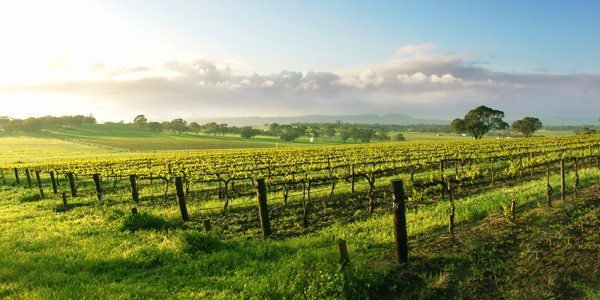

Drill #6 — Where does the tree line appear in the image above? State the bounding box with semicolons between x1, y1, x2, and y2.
0;115;97;132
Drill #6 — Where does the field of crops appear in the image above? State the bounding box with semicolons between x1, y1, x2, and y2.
1;133;600;298
2;134;598;235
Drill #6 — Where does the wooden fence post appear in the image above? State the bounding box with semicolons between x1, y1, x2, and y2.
203;219;212;232
49;171;58;194
129;174;139;204
511;199;516;219
67;173;77;197
573;157;580;194
350;164;355;194
337;239;350;268
560;159;565;201
489;158;495;187
61;192;68;208
25;169;32;188
93;174;103;201
546;164;552;206
391;180;408;263
175;177;189;221
439;160;445;198
35;171;44;199
13;168;20;185
256;178;272;238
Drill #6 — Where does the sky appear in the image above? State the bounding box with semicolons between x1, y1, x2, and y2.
0;0;599;122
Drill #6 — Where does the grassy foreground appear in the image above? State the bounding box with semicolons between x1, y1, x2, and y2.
0;166;598;298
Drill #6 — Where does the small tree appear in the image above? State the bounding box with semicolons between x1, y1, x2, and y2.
279;125;303;142
450;118;466;134
393;133;406;141
338;126;351;142
323;124;337;140
511;117;542;137
240;126;260;139
452;106;508;139
188;122;202;134
133;115;147;127
147;122;162;133
169;118;188;134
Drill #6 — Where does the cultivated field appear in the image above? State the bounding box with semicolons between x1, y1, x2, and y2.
0;131;599;298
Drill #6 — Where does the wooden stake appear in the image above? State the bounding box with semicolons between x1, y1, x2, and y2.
13;168;20;185
337;239;350;268
175;177;189;221
35;170;44;199
560;159;565;201
203;219;212;232
93;173;102;201
25;169;32;188
391;180;408;263
129;174;139;204
67;173;77;197
49;171;57;194
256;178;272;238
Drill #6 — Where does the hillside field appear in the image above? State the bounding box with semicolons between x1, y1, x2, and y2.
0;130;598;298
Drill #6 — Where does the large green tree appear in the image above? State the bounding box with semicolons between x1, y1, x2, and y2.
133;115;147;127
511;117;542;137
451;105;508;139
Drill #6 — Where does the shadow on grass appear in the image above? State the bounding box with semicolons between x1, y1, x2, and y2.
120;212;180;232
18;192;43;203
180;231;226;254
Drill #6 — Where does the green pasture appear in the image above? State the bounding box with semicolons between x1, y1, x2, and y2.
0;160;598;298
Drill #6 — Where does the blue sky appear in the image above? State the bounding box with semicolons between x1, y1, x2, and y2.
111;0;600;74
0;0;599;121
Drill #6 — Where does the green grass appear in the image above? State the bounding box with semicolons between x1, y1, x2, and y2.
0;135;123;165
1;166;598;298
0;124;580;162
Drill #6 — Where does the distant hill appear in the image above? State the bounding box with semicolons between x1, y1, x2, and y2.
193;114;448;126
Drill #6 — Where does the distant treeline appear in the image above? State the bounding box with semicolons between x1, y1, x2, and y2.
291;122;452;133
129;115;406;142
1;114;597;141
0;115;97;132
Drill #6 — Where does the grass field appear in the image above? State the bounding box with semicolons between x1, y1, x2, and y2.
1;127;597;298
0;164;598;298
1;124;577;160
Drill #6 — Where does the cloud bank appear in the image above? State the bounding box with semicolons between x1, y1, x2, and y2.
1;44;599;121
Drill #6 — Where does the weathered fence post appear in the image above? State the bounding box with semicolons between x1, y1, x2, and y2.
175;177;189;221
203;219;212;232
439;160;445;197
350;164;355;193
25;169;32;188
49;171;58;194
546;164;552;206
573;157;580;194
129;174;139;204
93;174;102;201
337;239;350;268
13;168;20;185
256;178;272;238
391;180;408;263
35;170;44;199
489;158;495;187
67;173;77;197
303;179;311;227
61;192;68;208
560;159;565;201
511;199;516;219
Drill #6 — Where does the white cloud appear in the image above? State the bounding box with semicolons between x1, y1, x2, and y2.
1;44;599;120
